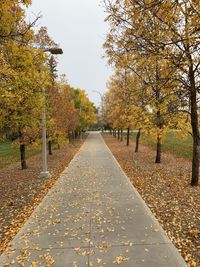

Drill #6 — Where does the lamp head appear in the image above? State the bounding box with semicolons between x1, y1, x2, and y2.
48;48;63;54
43;48;63;54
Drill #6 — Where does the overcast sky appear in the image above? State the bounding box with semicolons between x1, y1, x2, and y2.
27;0;112;107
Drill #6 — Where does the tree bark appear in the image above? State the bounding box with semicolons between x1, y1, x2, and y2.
126;127;130;146
19;131;27;170
135;128;141;152
48;140;52;155
120;129;123;142
20;143;27;169
190;66;199;186
75;130;78;139
155;134;161;163
155;59;162;164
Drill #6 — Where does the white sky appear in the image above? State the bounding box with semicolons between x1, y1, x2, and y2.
27;0;112;107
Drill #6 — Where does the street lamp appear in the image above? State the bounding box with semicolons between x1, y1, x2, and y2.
40;47;63;178
43;48;63;54
79;105;83;141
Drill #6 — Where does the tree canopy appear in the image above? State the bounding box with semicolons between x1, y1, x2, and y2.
103;0;200;186
0;0;97;169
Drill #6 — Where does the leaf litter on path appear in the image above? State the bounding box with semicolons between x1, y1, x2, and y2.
0;138;85;255
103;134;200;267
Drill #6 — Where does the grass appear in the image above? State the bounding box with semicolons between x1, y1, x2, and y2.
130;130;193;160
0;142;41;168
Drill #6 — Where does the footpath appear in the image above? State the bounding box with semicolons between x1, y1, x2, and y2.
0;133;187;266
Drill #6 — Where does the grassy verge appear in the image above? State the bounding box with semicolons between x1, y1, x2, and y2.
130;130;193;160
0;142;41;168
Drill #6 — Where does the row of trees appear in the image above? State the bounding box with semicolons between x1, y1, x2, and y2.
0;0;96;169
103;0;199;186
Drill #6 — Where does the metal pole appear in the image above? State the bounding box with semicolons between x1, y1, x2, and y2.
80;106;82;140
40;91;50;178
101;94;104;132
38;47;63;178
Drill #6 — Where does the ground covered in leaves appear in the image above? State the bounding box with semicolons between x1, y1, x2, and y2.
0;137;85;255
103;133;200;267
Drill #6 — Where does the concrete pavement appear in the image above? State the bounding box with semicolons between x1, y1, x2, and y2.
0;133;187;266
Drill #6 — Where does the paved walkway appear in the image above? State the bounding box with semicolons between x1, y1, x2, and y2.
0;133;187;266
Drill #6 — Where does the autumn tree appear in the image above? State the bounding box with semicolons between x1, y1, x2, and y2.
0;40;46;169
0;1;97;171
47;75;80;152
103;0;200;186
0;5;57;169
103;0;182;163
0;0;39;41
149;0;200;185
0;0;34;129
104;66;149;151
105;69;135;145
73;88;97;136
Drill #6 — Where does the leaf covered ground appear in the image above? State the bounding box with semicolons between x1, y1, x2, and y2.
0;138;85;255
103;133;200;267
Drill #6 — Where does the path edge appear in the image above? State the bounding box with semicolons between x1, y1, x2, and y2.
0;136;88;256
100;133;188;267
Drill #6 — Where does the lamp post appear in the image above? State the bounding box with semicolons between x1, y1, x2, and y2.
40;47;63;178
79;105;82;141
93;90;104;131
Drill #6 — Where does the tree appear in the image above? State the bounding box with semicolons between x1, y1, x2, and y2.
0;0;39;41
0;1;54;169
103;0;180;163
150;0;200;185
0;41;45;169
73;88;97;135
47;78;79;151
103;0;200;185
0;1;97;171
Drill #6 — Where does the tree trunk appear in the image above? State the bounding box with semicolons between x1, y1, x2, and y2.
155;58;162;164
120;129;123;142
191;136;200;186
72;131;76;140
135;128;141;152
126;127;130;146
19;130;27;170
48;140;52;155
155;105;163;163
117;129;120;141
68;131;71;143
20;143;27;169
75;130;78;139
155;134;161;163
190;66;199;186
